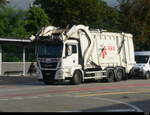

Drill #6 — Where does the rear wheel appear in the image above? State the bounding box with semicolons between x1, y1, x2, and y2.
71;71;82;85
145;72;150;79
114;69;123;82
106;69;115;82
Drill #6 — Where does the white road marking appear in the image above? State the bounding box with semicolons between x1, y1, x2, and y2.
43;95;52;98
98;97;143;112
30;96;40;99
0;99;9;101
73;96;143;112
12;97;24;100
0;85;67;93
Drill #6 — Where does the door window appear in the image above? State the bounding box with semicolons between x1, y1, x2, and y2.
72;45;77;54
66;44;77;56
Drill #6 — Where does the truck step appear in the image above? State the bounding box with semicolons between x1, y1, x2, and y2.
84;71;106;79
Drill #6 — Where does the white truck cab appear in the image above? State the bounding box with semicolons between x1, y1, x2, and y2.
130;51;150;79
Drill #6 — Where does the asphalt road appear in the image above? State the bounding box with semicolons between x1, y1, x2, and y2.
0;76;150;112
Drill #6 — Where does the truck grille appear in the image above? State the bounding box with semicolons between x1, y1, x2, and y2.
42;70;56;81
132;68;144;77
134;68;140;73
40;62;57;69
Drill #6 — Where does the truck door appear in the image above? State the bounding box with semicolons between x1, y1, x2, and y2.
65;44;78;67
148;57;150;71
142;56;150;72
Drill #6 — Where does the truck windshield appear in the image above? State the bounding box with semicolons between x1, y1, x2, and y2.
37;45;63;58
135;55;149;63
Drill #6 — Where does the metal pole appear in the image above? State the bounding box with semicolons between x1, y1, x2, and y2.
23;46;26;76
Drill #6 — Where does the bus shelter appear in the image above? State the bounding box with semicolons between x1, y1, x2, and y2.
0;38;34;76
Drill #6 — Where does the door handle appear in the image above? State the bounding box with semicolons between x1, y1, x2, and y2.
73;60;75;63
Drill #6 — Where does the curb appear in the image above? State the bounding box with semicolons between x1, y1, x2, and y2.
0;76;38;83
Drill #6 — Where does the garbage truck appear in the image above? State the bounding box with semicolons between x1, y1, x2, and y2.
30;25;136;85
129;51;150;79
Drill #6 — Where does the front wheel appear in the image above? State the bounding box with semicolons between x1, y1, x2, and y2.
114;69;123;82
71;71;82;85
145;72;150;79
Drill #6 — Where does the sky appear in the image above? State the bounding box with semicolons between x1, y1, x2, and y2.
105;0;118;7
9;0;35;10
9;0;118;10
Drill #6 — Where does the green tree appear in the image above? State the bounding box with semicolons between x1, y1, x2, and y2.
118;0;150;50
25;6;50;35
102;5;122;32
0;7;28;38
0;0;8;7
0;6;50;38
0;7;27;37
34;0;121;31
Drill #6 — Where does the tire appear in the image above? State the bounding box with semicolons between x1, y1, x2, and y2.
128;73;132;79
123;74;128;80
71;71;82;85
114;69;123;82
106;69;115;82
145;72;150;79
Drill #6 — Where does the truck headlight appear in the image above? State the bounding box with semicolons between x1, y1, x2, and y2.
57;70;64;76
55;69;64;79
55;69;70;80
139;68;144;72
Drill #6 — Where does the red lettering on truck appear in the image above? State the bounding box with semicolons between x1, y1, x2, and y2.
100;46;116;59
101;47;107;59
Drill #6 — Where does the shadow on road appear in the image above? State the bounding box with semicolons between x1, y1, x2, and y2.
0;75;149;87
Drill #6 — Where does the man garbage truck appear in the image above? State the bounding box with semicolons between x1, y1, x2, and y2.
30;25;136;85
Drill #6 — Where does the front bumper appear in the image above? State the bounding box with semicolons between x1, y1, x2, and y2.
41;69;70;82
130;68;145;78
42;70;56;82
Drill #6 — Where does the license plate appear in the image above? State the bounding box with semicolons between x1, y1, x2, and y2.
45;73;51;76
